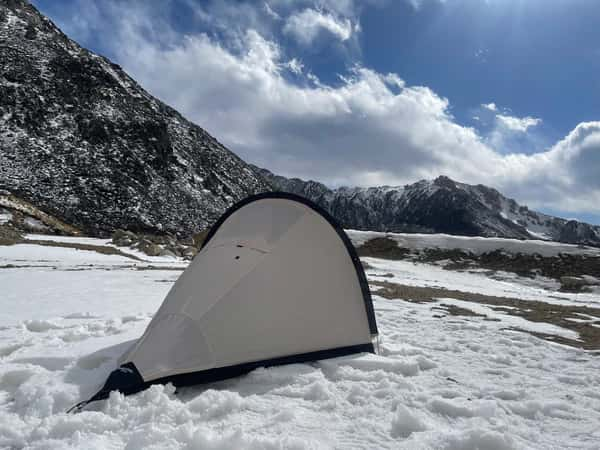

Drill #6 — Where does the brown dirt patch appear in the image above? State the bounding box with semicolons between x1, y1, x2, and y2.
371;280;600;350
19;239;144;261
357;237;600;281
357;237;410;259
0;225;22;245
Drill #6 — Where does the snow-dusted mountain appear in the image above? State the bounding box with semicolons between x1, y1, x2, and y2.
0;1;269;237
2;1;598;246
254;166;600;246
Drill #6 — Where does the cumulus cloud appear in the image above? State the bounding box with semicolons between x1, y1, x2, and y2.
54;1;600;219
496;114;542;132
283;8;354;45
481;102;542;133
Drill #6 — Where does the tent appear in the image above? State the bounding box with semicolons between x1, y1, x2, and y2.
71;192;378;411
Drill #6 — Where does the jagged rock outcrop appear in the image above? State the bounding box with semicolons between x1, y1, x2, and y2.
0;1;270;237
254;166;600;246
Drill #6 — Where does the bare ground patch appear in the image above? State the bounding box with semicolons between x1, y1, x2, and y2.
370;280;600;350
17;239;144;261
358;237;600;287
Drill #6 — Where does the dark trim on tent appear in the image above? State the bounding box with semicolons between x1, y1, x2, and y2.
148;342;374;388
73;343;374;411
201;191;379;336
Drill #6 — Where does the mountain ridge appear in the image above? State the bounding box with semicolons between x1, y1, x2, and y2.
0;0;270;237
253;166;600;247
2;1;598;248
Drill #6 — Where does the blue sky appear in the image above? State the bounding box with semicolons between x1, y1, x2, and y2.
32;0;600;224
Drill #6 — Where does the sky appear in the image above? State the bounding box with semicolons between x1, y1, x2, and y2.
32;0;600;224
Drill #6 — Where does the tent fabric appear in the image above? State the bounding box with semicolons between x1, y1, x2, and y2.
75;192;378;410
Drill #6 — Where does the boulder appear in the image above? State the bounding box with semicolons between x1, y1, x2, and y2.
112;229;138;247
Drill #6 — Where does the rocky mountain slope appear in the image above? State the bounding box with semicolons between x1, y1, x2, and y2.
0;0;270;237
254;166;600;247
2;1;597;247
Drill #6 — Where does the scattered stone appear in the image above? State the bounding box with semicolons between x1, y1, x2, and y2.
112;229;138;247
110;228;207;258
560;276;593;293
136;240;162;257
179;236;194;246
182;246;197;260
159;248;177;258
0;225;22;246
356;237;410;259
357;237;600;282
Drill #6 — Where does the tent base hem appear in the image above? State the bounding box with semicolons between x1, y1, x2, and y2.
71;342;374;412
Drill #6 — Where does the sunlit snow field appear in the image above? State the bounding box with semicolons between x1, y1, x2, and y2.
1;234;600;449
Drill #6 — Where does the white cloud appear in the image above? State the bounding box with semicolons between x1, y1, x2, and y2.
496;114;542;132
263;2;281;20
286;57;304;74
482;102;497;112
59;1;600;219
481;102;541;133
283;8;354;45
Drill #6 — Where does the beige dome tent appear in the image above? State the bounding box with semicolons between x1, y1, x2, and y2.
70;192;378;411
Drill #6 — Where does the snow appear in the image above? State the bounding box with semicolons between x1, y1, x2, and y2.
434;298;579;341
2;241;600;448
22;217;49;232
24;234;114;246
0;243;135;266
0;209;12;224
364;257;600;308
347;230;600;257
23;234;189;265
525;228;552;241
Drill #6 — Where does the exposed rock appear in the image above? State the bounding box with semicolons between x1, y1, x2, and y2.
159;248;177;258
559;220;599;246
255;166;600;247
357;237;600;282
560;276;593;293
111;229;138;247
182;246;197;260
136;240;162;257
0;224;22;245
356;237;410;259
0;1;270;238
0;193;80;235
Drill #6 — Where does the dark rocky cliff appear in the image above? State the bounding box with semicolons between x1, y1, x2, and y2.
0;0;270;237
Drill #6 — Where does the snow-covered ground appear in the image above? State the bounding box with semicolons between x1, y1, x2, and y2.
1;235;600;449
363;257;600;308
347;230;600;257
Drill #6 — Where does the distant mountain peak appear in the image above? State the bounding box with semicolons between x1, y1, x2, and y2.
255;166;600;247
432;175;456;189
